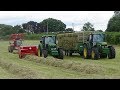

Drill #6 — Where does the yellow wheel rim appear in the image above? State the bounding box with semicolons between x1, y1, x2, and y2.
84;48;87;58
38;48;40;57
92;50;95;59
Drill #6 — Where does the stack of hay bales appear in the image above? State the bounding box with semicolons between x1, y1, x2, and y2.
57;31;92;50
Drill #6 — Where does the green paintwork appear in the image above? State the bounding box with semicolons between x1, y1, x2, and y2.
39;35;59;57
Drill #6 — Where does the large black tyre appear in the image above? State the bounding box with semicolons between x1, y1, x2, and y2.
83;45;91;59
69;50;72;56
42;49;48;58
80;51;83;56
38;46;42;57
108;46;115;59
8;46;10;52
9;46;13;53
91;47;99;60
58;49;64;59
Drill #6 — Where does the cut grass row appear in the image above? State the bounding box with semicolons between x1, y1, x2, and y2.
0;40;120;79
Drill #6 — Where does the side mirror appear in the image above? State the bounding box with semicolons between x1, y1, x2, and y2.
40;40;42;43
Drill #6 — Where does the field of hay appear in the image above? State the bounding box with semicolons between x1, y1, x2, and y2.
0;40;120;79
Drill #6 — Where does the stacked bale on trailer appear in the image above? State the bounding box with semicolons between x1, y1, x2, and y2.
57;31;93;55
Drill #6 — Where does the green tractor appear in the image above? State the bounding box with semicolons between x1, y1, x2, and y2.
38;35;64;59
82;32;116;60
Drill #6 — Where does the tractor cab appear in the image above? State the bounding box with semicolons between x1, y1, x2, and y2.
87;33;107;46
38;35;63;59
41;35;56;49
8;33;24;53
12;38;22;47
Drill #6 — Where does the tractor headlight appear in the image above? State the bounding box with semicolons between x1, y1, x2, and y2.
51;48;57;50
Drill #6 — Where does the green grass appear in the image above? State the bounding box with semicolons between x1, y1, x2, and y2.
0;40;120;79
0;66;20;79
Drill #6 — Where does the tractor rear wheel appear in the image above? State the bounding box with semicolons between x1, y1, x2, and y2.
42;49;48;58
91;47;99;60
108;46;115;59
58;49;64;59
9;46;13;53
8;46;10;52
83;46;90;59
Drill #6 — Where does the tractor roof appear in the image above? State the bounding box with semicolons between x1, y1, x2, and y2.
90;32;105;35
42;35;56;37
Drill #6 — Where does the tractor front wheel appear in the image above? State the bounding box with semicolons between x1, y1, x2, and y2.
108;46;115;59
91;48;99;60
42;49;48;58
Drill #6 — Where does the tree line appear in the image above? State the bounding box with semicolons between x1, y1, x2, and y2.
0;11;120;37
0;18;75;37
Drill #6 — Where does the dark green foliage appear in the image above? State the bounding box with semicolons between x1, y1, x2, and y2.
40;18;66;32
105;32;120;45
13;25;25;33
106;11;120;32
81;22;95;31
24;32;56;40
65;28;74;32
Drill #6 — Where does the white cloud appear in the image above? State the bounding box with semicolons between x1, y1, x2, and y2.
0;11;114;31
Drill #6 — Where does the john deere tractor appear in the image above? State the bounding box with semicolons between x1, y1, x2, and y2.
82;32;115;60
38;35;64;59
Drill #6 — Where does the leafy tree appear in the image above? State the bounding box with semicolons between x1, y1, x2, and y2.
0;24;14;36
22;21;37;34
96;30;103;32
13;25;25;33
40;18;66;32
65;28;74;32
81;22;95;31
106;11;120;32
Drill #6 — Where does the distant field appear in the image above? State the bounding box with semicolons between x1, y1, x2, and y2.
0;40;120;79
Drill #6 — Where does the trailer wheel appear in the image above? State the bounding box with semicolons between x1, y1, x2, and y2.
91;48;99;60
58;49;64;59
43;49;48;58
83;46;90;59
108;46;115;59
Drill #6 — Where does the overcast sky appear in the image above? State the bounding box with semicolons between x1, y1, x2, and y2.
0;11;114;31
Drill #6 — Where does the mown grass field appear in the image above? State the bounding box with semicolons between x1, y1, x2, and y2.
0;40;120;79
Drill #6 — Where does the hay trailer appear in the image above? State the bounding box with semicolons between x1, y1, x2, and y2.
38;35;64;59
57;32;116;60
8;33;24;53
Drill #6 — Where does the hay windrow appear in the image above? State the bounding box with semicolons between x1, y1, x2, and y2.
24;55;103;74
0;59;38;79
